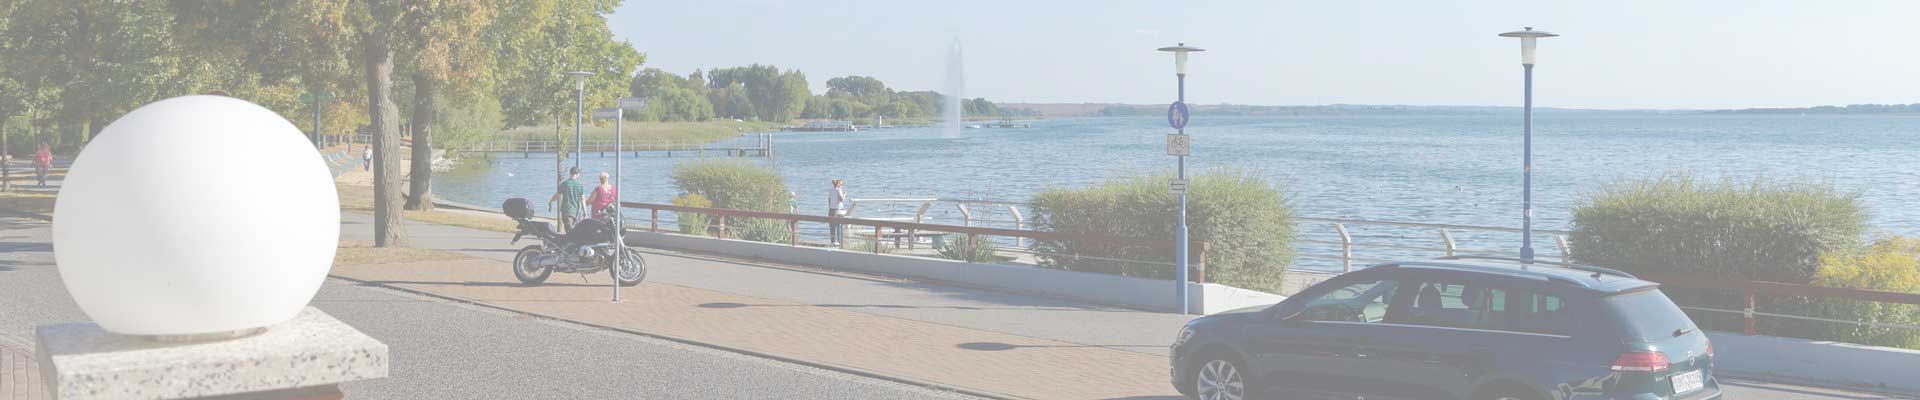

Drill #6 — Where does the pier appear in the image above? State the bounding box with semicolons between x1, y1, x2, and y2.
451;133;774;159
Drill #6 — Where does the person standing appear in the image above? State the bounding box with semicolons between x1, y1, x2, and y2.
787;191;798;214
828;179;848;245
362;147;372;171
33;143;53;187
586;172;617;220
549;167;587;233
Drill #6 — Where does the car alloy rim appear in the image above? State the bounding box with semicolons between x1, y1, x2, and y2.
1197;359;1243;400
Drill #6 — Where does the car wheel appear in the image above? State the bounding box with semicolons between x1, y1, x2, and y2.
1187;355;1247;400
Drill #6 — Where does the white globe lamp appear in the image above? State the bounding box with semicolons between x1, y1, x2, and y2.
53;95;340;336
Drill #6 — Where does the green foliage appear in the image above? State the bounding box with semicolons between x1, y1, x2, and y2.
434;93;503;150
1569;174;1868;283
671;159;789;243
1776;237;1920;349
936;234;1000;263
671;193;712;236
1028;170;1296;293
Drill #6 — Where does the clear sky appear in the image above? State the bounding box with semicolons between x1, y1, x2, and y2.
608;0;1918;109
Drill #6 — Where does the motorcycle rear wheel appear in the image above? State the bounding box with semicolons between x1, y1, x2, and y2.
512;245;551;284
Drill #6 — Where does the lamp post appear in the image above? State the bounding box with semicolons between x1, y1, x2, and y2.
1158;43;1203;314
1498;27;1557;261
563;71;595;171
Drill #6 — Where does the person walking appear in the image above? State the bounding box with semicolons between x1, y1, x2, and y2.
828;179;849;246
33;143;53;187
362;147;372;171
586;172;617;220
549;167;587;233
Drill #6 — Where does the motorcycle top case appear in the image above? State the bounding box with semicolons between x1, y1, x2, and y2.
503;198;535;219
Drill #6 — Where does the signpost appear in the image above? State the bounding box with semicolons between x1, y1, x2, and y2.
1168;178;1189;195
1158;43;1204;314
1167;133;1190;156
1167;101;1189;130
618;97;649;110
299;91;334;148
592;106;624;302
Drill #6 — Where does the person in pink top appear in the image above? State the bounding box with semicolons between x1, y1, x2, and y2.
586;172;617;220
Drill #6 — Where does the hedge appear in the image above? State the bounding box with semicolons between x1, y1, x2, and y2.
670;159;789;243
1569;174;1867;283
1566;174;1920;348
1028;170;1295;293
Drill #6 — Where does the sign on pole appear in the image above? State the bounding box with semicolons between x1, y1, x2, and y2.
1167;134;1191;156
1167;101;1189;130
618;97;649;110
592;108;620;120
1169;178;1190;195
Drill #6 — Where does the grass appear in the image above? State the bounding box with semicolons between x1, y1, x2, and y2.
334;240;474;266
498;120;779;144
336;183;519;233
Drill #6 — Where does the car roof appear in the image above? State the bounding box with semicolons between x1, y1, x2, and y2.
1366;256;1658;294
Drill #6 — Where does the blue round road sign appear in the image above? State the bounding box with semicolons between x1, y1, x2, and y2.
1168;101;1189;130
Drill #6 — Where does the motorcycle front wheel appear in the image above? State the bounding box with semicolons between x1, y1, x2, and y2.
512;245;551;285
613;247;646;287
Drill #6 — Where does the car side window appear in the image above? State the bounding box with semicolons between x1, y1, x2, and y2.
1294;279;1399;323
1396;280;1490;329
1394;279;1573;335
1506;291;1573;335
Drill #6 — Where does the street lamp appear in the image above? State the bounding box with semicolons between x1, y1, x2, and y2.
1158;43;1203;314
563;71;595;171
1498;27;1557;261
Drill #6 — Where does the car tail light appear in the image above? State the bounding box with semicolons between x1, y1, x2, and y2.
1705;340;1713;357
1610;351;1669;372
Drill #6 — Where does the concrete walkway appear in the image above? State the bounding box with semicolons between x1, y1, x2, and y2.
334;212;1920;400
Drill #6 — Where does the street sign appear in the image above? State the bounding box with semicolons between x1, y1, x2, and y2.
1167;101;1189;130
618;97;649;110
1169;178;1189;195
1168;134;1191;156
592;108;620;120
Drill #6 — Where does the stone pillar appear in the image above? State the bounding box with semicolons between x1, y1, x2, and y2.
35;308;388;399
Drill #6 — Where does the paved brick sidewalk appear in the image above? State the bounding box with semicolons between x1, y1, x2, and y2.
332;259;1175;399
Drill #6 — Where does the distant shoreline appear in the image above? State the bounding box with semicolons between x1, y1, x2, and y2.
1000;102;1920;118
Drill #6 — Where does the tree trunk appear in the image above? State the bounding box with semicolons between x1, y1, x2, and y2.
365;34;408;247
1;117;9;192
404;74;435;211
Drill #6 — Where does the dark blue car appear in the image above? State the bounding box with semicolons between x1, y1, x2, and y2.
1171;256;1720;400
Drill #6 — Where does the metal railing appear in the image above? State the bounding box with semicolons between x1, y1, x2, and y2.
836;197;1569;273
618;201;1213;282
456;135;772;156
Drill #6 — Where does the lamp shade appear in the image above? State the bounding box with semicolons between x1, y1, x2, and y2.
1157;43;1206;75
1498;28;1558;65
53;95;339;336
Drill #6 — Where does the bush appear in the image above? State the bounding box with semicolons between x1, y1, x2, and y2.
1569;174;1867;283
671;159;789;243
1028;170;1295;293
1774;237;1920;349
672;193;712;235
936;234;1000;262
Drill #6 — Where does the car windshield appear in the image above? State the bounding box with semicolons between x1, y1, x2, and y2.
1603;289;1698;341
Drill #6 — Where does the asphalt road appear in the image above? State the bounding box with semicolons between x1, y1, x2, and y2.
0;214;977;400
1;213;1912;399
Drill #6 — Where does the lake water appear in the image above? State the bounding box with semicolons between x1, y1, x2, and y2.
434;114;1920;241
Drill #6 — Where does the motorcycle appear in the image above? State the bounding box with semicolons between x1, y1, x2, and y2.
501;198;646;286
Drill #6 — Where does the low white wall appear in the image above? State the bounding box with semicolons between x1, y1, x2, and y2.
627;231;1284;314
1707;331;1920;394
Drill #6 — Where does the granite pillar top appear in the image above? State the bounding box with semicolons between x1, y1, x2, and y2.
35;307;388;399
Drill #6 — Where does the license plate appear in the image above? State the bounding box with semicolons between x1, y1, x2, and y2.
1671;369;1705;394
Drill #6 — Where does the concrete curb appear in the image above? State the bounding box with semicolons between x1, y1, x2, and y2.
325;273;1023;400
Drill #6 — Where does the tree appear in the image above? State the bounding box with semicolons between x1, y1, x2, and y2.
403;0;496;211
